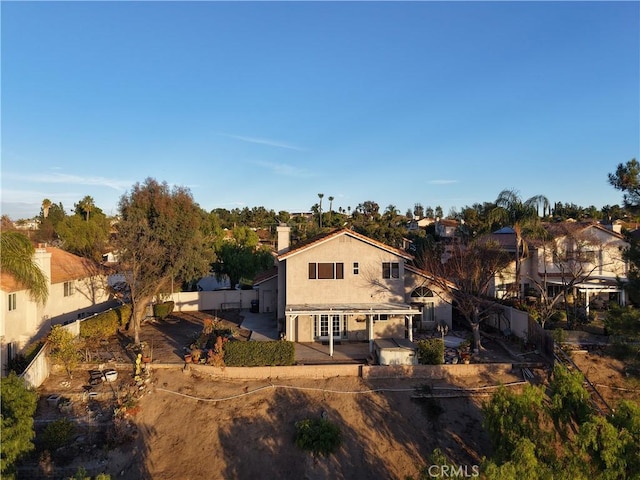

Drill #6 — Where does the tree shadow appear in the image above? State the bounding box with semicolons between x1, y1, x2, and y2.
355;376;491;473
216;385;401;479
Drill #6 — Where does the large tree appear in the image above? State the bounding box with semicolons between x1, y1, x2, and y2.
609;159;640;304
416;240;511;351
213;226;273;289
115;178;212;343
35;201;66;245
490;189;549;300
608;158;640;213
57;197;111;262
0;231;48;303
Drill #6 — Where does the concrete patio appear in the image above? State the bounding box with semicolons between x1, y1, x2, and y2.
294;341;371;364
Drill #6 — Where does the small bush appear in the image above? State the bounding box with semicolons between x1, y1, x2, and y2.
224;341;295;367
153;301;174;320
416;338;444;365
294;418;342;456
48;326;79;378
41;418;75;452
553;328;567;344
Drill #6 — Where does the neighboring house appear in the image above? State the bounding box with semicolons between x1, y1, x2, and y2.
1;246;117;373
268;226;451;353
253;267;278;314
434;219;461;240
487;222;629;311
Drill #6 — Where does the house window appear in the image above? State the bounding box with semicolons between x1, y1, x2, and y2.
308;263;344;280
8;293;17;311
374;314;389;321
64;281;75;297
353;262;359;275
382;262;399;279
411;286;434;298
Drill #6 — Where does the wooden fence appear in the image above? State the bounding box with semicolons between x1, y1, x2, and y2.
527;315;555;358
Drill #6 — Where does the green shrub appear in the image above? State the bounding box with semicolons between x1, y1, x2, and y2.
294;418;342;456
552;328;567;344
79;305;131;339
67;466;111;480
41;418;75;452
115;304;132;328
224;341;295;367
416;338;444;365
153;301;174;320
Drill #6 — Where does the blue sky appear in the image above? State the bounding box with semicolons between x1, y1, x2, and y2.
2;1;639;220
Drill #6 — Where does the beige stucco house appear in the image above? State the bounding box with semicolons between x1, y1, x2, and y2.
269;226;451;354
488;222;628;311
1;246;117;373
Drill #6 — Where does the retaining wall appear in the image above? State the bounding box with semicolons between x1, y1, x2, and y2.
159;362;517;381
186;363;361;379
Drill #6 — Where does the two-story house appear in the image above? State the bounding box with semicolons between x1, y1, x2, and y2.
487;222;628;312
270;226;451;354
1;246;117;373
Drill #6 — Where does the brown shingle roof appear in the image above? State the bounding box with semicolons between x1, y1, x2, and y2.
278;228;413;261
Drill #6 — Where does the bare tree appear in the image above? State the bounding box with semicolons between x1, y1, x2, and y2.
415;240;511;351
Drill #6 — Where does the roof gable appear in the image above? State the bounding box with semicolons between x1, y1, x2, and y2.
278;228;413;261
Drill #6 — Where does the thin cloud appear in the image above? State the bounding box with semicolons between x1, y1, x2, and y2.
428;180;458;185
218;133;306;151
253;160;313;177
4;172;131;190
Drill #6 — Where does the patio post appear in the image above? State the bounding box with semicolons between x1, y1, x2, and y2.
329;323;334;357
585;289;590;317
368;314;374;353
407;315;413;342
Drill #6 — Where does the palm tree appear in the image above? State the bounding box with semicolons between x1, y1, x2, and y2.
42;198;51;219
328;196;334;222
0;231;48;303
490;189;550;300
78;195;95;221
317;193;324;228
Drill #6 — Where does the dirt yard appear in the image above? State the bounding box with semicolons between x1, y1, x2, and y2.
91;370;524;480
25;314;640;479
